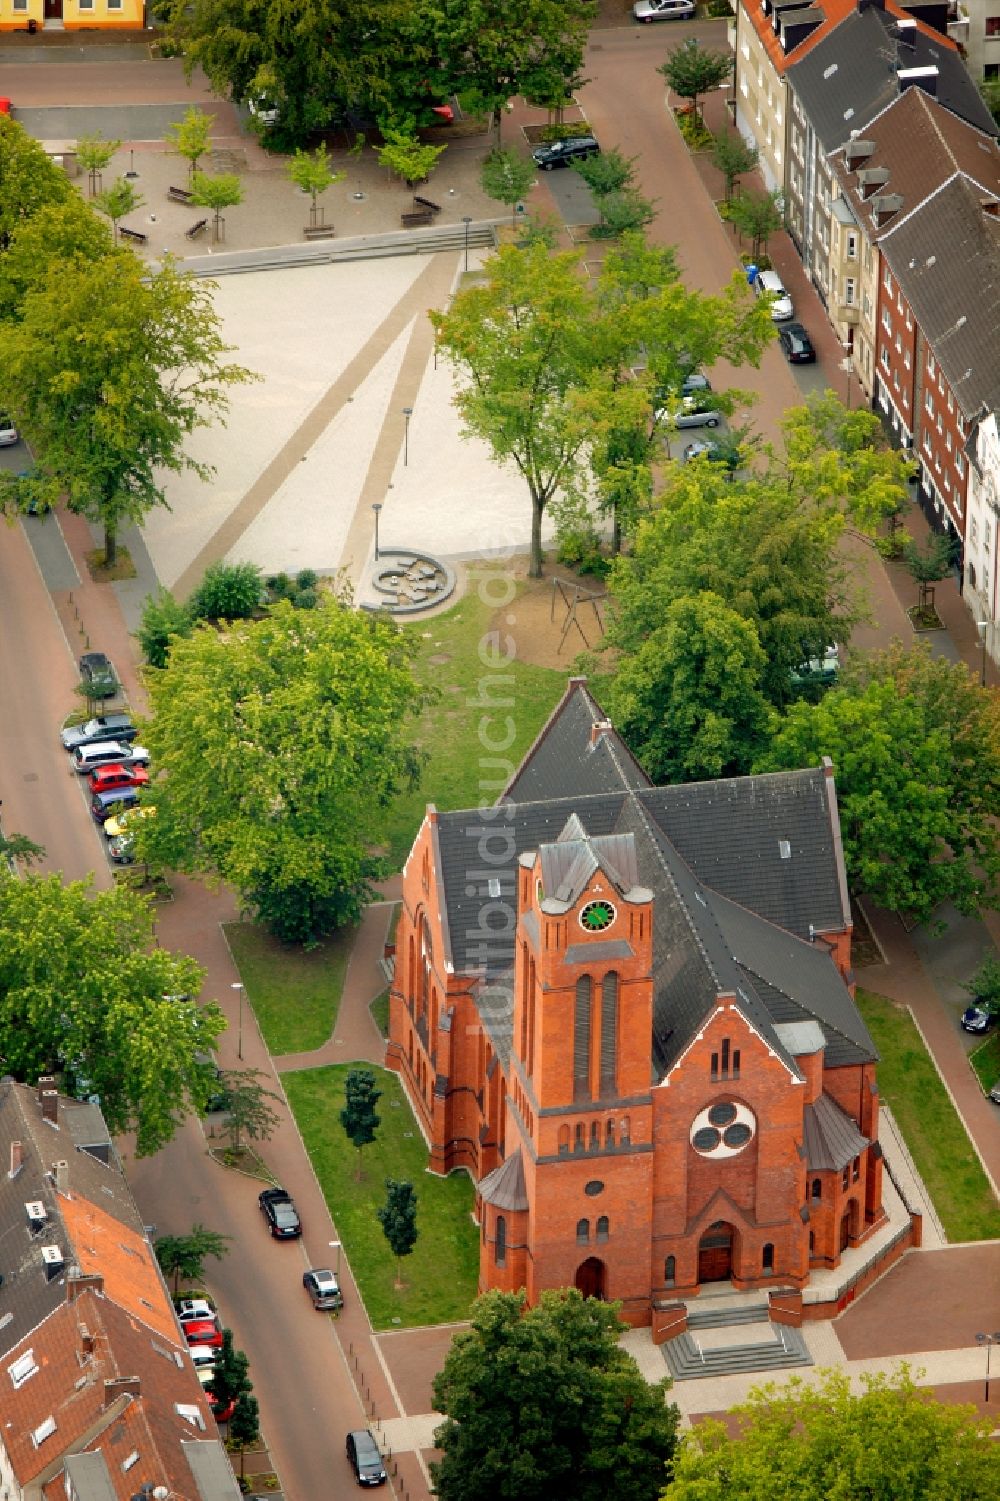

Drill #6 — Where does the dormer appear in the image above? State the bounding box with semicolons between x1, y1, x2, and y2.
845;138;876;168
871;192;904;226
858;166;890;198
25;1200;46;1232
898;64;938;98
779;4;823;51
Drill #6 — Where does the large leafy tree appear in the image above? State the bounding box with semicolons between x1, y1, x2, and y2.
0;116;71;248
776;391;915;538
668;1365;998;1501
610;591;771;783
432;1289;679;1501
756;641;1000;922
658;38;733;118
139;596;425;945
0;198;114;321
154;1223;231;1294
0;255;254;563
0;873;223;1154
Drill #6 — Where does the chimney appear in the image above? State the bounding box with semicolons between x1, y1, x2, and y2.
41;1245;64;1281
845;138;875;167
41;1091;59;1126
103;1376;141;1408
53;1159;69;1194
898;64;938;97
68;1272;104;1302
589;719;613;746
79;1325;95;1357
9;1140;23;1179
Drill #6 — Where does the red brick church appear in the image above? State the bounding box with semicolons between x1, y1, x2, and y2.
386;680;886;1325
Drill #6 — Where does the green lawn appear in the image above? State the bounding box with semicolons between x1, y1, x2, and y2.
969;1031;1000;1095
370;988;390;1039
857;989;1000;1241
384;578;571;866
283;1064;479;1329
224;921;353;1055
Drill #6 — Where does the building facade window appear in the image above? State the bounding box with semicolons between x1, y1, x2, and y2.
576;1218;590;1244
574;975;592;1102
665;1256;676;1286
496;1215;506;1267
596;1216;609;1243
762;1242;774;1273
811;1178;822;1201
600;972;618;1097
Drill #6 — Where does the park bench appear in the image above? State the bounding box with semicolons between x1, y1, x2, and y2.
118;225;148;244
168;184;194;204
303;224;336;240
401;210;433;228
412;194;441;214
185;218;208;240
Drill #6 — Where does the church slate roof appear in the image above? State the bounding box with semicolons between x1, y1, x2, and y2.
803;1092;869;1170
479;1148;529;1210
501;678;651;805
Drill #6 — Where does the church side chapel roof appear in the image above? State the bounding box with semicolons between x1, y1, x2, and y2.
802;1092;869;1171
479;1147;529;1211
431;681;863;1078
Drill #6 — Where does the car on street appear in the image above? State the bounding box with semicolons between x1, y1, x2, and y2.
259;1186;302;1239
0;415;17;446
181;1313;223;1348
175;1295;217;1322
779;322;817;363
661;397;721;429
990;1080;1000;1104
104;803;156;840
247;95;280;127
78;651;119;695
790;644;840;685
90;788;141;825
189;1344;217;1375
107;834;135;865
633;0;696;18
303;1267;344;1311
682;437;741;472
751;268;794;321
89;763;150;795
61;713;137;753
346;1429;387;1487
531;135;600;170
961;1004;993;1033
73;741;149;775
207;1385;236;1424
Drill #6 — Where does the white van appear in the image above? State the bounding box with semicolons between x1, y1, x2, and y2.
73;740;149;776
753;268;793;321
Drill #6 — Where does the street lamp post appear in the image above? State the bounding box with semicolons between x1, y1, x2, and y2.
125;148;139;180
372;501;382;562
402;406;413;467
975;1332;1000;1404
462;215;472;273
977;619;989;687
231;982;244;1061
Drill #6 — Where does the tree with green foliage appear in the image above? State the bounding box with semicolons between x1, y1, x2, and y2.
139;596;425;945
138;588;194;669
0;116;72;246
94;179;145;241
208;1328;252;1412
756;641;1000;922
0;199;115;320
287;144;345;226
610;591;771;783
0;830;44;870
76;132;121;197
0;256;253;566
154;1223;231;1294
902;530;955;613
711;128;759;203
573;147;635;199
480;148;535;231
668;1365;997;1501
728;187;784;261
0;871;223;1154
658;38;733;119
228;1391;260;1478
188;560;264;621
377;1178;418;1287
221;1068;282;1153
375;131;446;186
432;1288;679;1501
590;187;656;240
981;76;1000;128
189;170;243;242
964;953;1000;1017
340;1068;382;1179
166;106;215;179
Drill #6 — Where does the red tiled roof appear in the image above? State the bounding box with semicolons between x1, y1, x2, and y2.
744;0;956;77
58;1194;178;1344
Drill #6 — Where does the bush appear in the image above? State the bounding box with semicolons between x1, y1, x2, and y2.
539;121;594;143
138;588;193;668
293;586;319;610
556;526;610;579
189;561;264;622
266;572;291;599
295;568;318;591
707;0;734;14
675;110;714;150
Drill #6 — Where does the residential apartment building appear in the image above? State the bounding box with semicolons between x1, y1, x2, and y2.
965;412;1000;662
947;0;1000;83
0;0;144;32
784;4;994;312
0;1077;238;1501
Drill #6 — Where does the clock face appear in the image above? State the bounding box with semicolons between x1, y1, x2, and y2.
690;1100;756;1158
580;899;616;933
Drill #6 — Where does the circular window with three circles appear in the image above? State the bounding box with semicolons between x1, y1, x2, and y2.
689;1100;756;1158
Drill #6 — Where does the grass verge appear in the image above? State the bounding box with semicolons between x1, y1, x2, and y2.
370;988;390;1039
384;578;568;867
225;921;353;1055
857;989;1000;1241
969;1031;1000;1095
283;1064;479;1329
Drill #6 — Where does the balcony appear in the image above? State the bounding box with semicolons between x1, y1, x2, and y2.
839;304;860;326
947;0;969;46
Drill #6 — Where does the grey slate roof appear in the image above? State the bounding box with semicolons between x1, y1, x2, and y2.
802;1091;869;1170
479;1148;529;1210
787;6;997;152
879;172;1000;421
501;678;651;805
0;1080;145;1361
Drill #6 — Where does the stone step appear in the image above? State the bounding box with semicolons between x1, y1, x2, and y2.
686;1300;771;1330
177;221;498;278
662;1326;812;1382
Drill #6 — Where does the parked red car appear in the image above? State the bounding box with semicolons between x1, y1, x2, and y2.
88;763;150;795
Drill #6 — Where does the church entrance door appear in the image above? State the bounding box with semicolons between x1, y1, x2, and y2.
575;1257;606;1300
698;1221;734;1282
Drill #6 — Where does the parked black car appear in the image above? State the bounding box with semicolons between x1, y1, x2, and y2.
78;651;119;698
258;1186;302;1239
961;1004;993;1034
346;1429;387;1487
531;135;600;170
778;322;816;364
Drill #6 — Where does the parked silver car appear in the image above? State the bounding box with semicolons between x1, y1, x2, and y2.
634;0;696;19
